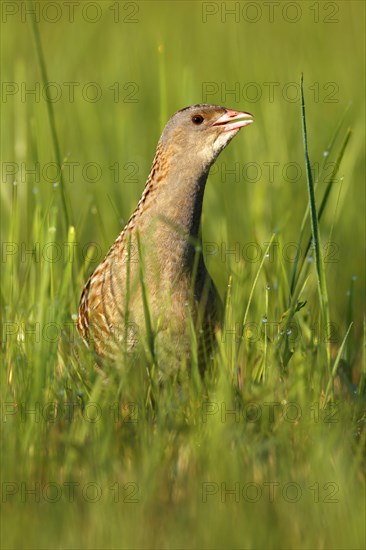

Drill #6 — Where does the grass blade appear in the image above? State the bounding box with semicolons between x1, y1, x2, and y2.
302;129;351;267
136;233;156;364
242;233;276;328
300;74;331;384
323;322;353;403
289;112;351;300
27;0;73;231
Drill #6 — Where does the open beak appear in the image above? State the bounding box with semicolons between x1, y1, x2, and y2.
212;109;254;132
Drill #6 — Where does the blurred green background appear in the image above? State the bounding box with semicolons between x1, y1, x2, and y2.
1;1;365;549
2;0;365;324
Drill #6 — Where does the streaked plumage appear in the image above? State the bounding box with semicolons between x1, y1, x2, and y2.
77;104;254;369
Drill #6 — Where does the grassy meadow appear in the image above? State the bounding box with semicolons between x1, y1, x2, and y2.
1;1;365;549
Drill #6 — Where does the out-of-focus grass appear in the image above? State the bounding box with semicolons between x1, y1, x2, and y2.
1;2;365;549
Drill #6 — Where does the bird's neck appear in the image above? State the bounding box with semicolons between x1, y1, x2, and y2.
134;147;211;273
141;145;211;239
158;169;209;238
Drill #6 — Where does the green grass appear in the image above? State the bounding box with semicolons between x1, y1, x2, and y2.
1;2;365;549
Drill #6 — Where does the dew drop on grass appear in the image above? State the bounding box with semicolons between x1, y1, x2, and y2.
307;257;313;263
287;330;292;335
352;275;357;281
71;313;78;321
323;150;329;157
266;285;271;290
53;182;59;188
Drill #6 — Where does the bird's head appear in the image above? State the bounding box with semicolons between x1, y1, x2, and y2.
158;104;254;170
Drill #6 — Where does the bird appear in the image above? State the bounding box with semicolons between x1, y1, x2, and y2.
77;104;254;372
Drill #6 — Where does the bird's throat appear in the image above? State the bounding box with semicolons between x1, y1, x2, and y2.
159;170;208;238
137;160;210;275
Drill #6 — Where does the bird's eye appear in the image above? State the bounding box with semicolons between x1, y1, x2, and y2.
192;115;204;125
